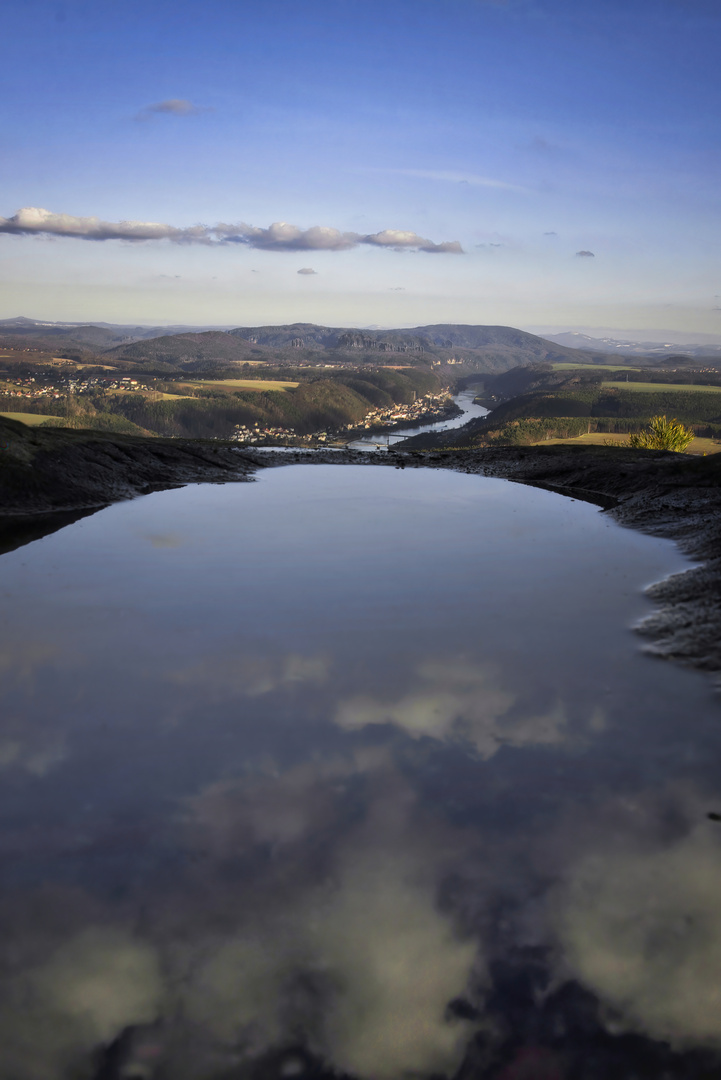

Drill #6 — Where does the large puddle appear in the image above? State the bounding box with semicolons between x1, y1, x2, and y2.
1;465;720;1079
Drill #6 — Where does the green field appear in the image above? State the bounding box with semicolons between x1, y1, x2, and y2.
528;431;721;455
189;378;299;391
57;360;117;370
0;411;62;425
550;363;641;372
107;389;185;400
600;380;721;393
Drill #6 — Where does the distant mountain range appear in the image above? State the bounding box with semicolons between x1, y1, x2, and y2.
105;321;620;372
0;318;612;374
3;318;719;367
0;316;234;352
543;331;721;359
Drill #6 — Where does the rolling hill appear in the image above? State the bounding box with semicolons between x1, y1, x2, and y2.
0;317;621;375
104;322;607;373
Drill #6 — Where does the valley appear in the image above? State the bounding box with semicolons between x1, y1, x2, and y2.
0;319;613;444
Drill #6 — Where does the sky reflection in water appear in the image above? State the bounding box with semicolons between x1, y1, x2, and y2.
0;465;719;1079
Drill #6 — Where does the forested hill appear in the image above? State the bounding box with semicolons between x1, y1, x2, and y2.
0;317;228;356
104;323;607;373
401;361;721;451
0;317;610;373
227;321;608;361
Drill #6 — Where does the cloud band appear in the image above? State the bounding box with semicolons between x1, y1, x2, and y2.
0;208;463;254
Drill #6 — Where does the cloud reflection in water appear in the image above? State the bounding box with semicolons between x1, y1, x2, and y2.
558;824;721;1047
336;659;567;759
173;751;484;1079
0;468;719;1077
167;650;330;702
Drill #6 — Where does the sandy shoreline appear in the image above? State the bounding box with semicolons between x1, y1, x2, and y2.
1;415;719;679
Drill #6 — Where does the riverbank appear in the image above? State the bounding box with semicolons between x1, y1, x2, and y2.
345;397;462;440
1;414;719;677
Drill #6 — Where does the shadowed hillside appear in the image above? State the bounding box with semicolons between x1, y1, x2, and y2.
105;322;606;373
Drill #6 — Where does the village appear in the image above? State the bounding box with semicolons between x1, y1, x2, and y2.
0;372;154;402
230;390;457;446
0;364;460;445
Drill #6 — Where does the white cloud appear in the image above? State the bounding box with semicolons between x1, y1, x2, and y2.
0;924;164;1078
370;167;529;194
166;649;330;702
175;753;484;1079
307;846;478;1080
362;229;464;254
220;222;463;253
557;826;721;1047
0;207;210;244
185;758;351;858
335;659;565;759
220;221;357;251
135;98;209;120
0;750;487;1079
0;208;463;253
0;640;67;775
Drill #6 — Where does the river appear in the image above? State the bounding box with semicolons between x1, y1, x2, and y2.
347;385;488;449
0;463;718;1079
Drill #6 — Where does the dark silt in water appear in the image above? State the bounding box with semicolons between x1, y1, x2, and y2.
0;465;720;1079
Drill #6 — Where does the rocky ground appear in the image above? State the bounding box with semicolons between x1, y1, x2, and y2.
1;415;719;679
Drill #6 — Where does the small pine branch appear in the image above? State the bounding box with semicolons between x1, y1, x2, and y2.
628;415;694;452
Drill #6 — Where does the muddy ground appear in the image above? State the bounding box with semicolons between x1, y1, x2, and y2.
1;415;719;679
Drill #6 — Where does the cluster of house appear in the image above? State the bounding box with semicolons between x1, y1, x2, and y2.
230;391;454;446
0;375;66;401
92;377;155;392
230;425;335;445
340;391;454;432
0;374;153;400
232;425;300;444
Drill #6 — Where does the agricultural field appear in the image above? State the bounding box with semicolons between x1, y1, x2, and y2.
600;380;721;393
550;362;641;372
186;378;300;391
0;411;62;426
105;389;185;400
53;359;118;370
527;431;721;455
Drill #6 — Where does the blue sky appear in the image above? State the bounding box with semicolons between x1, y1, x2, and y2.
1;0;720;333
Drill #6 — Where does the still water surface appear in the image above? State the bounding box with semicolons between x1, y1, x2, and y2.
1;465;720;1078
